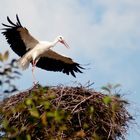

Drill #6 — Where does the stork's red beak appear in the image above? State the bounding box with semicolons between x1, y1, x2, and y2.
60;40;70;49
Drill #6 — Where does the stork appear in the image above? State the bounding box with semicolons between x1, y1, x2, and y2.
1;15;84;84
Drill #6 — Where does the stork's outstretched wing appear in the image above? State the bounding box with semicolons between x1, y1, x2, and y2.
1;15;39;57
36;50;84;77
2;15;84;77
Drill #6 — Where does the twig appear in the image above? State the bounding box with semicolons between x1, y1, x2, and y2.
72;94;94;113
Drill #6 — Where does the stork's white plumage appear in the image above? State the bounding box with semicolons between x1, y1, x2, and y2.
2;15;84;83
17;35;70;82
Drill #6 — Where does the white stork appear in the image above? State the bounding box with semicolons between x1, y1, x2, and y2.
2;15;84;83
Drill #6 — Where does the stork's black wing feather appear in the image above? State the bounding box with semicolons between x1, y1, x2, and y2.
1;15;27;56
36;57;84;77
1;15;38;57
16;14;22;26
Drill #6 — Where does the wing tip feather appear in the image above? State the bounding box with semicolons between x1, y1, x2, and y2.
2;15;22;30
16;14;22;26
7;16;17;26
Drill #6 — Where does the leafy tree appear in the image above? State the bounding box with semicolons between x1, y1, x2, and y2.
0;51;21;99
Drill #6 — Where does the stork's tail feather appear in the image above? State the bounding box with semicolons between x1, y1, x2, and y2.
17;57;30;70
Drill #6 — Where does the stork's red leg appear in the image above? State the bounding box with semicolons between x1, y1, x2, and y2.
32;60;37;85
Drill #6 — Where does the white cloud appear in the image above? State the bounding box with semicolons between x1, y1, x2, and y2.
0;0;140;89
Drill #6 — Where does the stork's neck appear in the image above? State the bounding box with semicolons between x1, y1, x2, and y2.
51;38;59;47
40;38;59;49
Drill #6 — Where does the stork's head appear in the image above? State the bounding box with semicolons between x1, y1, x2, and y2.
57;35;70;48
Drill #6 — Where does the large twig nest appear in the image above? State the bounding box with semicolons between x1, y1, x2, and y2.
0;85;133;140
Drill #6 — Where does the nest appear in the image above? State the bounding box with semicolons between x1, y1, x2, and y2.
0;85;133;140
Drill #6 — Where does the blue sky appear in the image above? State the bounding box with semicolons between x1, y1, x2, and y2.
0;0;140;139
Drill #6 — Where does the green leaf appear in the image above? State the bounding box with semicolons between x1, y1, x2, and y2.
54;110;63;122
4;68;12;74
26;134;31;140
43;101;50;109
101;86;111;93
107;84;112;89
113;84;121;89
10;59;18;68
0;80;2;86
41;112;47;126
47;112;54;117
93;132;100;140
103;96;112;105
25;98;33;106
0;53;3;62
60;125;67;131
4;90;10;93
2;119;9;129
3;51;9;61
4;80;10;84
29;108;40;118
89;106;94;113
83;123;89;129
13;70;22;75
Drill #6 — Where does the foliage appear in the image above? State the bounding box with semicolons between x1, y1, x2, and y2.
101;83;122;95
0;85;133;140
0;51;21;98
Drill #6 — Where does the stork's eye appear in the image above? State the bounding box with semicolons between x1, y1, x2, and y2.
60;37;62;40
